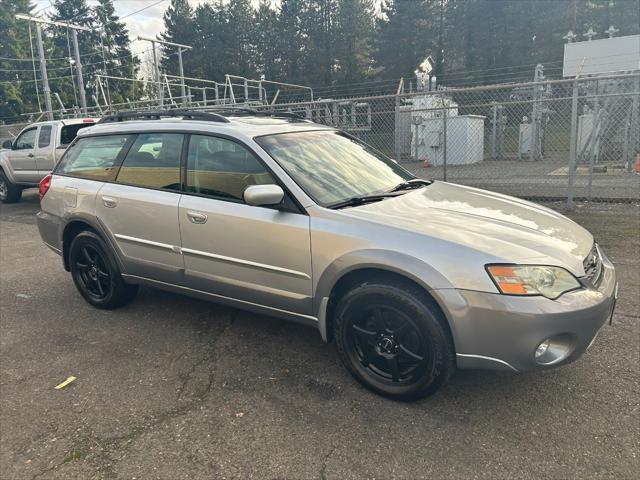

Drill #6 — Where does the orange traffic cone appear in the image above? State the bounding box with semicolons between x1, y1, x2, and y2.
422;158;430;168
634;154;640;173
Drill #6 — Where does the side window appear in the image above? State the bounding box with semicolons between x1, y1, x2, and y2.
38;126;52;148
61;123;93;146
15;128;37;150
115;133;183;191
57;135;130;180
186;135;275;201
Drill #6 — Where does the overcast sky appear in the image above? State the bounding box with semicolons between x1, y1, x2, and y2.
31;1;269;44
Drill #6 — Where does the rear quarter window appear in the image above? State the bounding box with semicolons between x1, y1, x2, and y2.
56;135;130;180
60;123;94;146
38;126;52;148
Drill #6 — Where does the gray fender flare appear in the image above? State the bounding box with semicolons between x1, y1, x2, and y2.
0;153;18;184
313;249;457;342
60;213;127;273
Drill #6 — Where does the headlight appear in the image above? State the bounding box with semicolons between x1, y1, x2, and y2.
486;265;581;299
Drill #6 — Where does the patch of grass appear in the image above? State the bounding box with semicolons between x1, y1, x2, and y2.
63;449;85;463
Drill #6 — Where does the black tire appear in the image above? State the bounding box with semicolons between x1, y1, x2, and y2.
334;279;455;400
0;171;22;204
69;230;138;309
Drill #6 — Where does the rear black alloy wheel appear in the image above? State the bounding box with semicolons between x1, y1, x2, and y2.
74;244;112;301
69;231;138;309
335;281;455;400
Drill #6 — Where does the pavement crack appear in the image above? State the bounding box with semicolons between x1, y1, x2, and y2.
319;444;338;480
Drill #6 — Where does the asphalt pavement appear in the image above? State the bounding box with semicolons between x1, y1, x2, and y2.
1;190;638;479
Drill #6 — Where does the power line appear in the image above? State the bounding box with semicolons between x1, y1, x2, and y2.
121;0;168;20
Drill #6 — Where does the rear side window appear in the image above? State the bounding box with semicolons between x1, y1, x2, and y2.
57;135;130;180
186;135;274;201
115;133;183;191
60;123;93;146
38;126;52;148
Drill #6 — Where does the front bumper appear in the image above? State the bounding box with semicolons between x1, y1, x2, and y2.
436;256;617;372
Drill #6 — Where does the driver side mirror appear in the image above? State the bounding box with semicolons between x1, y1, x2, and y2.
243;184;285;207
2;140;12;149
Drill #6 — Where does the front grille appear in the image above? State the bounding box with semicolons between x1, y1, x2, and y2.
583;243;603;286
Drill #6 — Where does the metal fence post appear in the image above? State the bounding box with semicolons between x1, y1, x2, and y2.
566;79;580;209
443;107;448;181
491;103;498;160
394;95;401;161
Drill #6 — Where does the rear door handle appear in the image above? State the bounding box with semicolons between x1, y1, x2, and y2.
28;153;35;158
187;210;208;224
102;196;117;208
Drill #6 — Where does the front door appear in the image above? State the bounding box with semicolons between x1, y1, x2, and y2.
178;134;313;315
96;132;185;285
8;127;38;183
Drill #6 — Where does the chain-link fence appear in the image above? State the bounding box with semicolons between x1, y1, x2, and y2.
2;72;638;205
253;72;640;205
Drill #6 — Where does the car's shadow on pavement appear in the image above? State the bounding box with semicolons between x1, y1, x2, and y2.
114;284;568;411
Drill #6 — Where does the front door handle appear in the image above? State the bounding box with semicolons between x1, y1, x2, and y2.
102;196;117;208
187;210;208;224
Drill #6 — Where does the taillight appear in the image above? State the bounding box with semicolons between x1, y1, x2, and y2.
39;174;52;200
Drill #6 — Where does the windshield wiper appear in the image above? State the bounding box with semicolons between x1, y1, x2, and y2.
327;193;398;210
388;178;432;193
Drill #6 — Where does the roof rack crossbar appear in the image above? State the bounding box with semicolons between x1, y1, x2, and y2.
97;110;230;124
214;108;305;120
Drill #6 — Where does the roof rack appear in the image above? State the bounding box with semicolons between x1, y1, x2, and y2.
96;110;230;124
216;108;305;120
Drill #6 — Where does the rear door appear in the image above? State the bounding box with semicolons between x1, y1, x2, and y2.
34;124;55;176
178;134;313;315
8;127;38;183
95;132;185;285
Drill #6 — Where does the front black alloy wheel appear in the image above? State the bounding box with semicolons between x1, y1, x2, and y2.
69;230;138;309
348;304;432;385
335;280;455;400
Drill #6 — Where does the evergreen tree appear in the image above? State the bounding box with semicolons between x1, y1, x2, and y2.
375;0;437;80
225;0;256;79
303;0;340;86
278;0;307;85
335;0;375;85
160;0;195;79
192;1;227;83
253;0;281;80
0;0;37;120
94;0;140;104
50;0;97;109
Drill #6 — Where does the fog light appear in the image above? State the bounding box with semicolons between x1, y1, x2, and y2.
533;335;574;365
535;339;551;359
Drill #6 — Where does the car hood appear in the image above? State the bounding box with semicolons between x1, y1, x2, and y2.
343;182;593;275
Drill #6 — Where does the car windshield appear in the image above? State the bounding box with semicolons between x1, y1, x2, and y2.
256;130;414;207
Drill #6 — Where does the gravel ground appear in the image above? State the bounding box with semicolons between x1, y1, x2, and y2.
1;190;638;480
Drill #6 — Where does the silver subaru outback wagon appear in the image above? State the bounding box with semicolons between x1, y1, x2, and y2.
37;110;617;400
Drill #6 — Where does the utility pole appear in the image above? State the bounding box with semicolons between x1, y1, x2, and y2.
177;48;186;105
16;14;91;119
71;30;87;114
34;23;53;121
138;36;192;107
